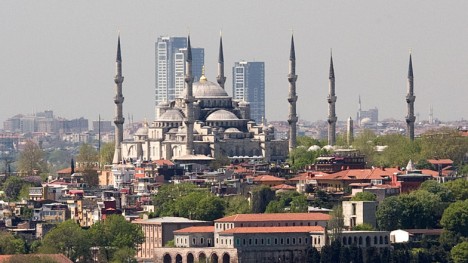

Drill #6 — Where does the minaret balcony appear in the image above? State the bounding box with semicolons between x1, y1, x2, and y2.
114;117;125;125
287;96;298;103
288;74;297;82
114;96;124;104
406;95;415;103
327;96;337;103
114;76;124;84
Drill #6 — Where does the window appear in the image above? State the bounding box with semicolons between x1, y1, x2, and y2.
201;238;204;244
192;238;196;244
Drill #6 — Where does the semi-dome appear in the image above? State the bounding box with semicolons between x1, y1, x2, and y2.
225;127;242;133
135;126;148;136
307;145;321;152
180;75;229;98
158;109;184;121
206;110;239;121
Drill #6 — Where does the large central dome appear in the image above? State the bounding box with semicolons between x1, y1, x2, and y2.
180;76;229;98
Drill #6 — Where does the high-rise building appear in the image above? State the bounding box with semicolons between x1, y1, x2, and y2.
232;61;265;123
155;36;204;112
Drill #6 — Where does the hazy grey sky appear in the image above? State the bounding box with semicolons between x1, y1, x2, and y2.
1;0;467;125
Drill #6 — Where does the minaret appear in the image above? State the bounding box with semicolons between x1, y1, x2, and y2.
406;52;416;141
347;117;354;146
357;95;362;126
184;36;195;155
287;35;298;152
327;52;337;146
113;35;125;164
216;34;226;89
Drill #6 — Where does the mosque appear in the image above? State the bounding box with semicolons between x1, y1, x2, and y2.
111;34;415;165
113;36;290;164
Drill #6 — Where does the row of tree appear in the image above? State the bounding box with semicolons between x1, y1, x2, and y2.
288;127;468;172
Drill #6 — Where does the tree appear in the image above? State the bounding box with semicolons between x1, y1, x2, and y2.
352;129;377;165
451;241;468;263
76;143;99;186
288;146;322;171
2;176;27;201
419;180;454;202
17;140;47;176
250;185;275;213
290;194;308;212
419;127;468;165
440;200;468;237
152;183;198;217
445;179;468;201
100;142;115;166
40;220;91;262
111;246;137;263
351;191;376;201
376;190;442;230
376;196;402;230
373;134;420;168
329;205;344;241
265;191;308;213
225;195;251;215
307;247;321;263
0;231;25;254
89;215;144;262
353;223;374;231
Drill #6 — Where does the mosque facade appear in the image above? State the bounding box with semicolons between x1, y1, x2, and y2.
118;36;289;163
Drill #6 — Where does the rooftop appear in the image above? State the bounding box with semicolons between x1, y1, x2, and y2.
174;226;214;234
220;226;324;234
133;217;207;224
215;213;330;222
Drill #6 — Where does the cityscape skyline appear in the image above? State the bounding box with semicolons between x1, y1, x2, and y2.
1;1;467;126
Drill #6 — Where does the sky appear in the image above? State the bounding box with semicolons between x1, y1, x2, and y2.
1;1;467;125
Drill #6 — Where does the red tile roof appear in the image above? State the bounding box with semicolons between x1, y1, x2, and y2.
315;168;401;181
153;159;174;166
427;159;453;165
174;226;214;234
271;184;296;190
0;254;73;263
253;175;286;182
215;213;331;222
220;226;324;234
289;172;322;181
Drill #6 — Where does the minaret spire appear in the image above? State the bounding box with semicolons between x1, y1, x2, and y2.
184;35;195;156
406;52;416;141
287;35;298;152
113;34;125;164
217;33;226;89
327;51;337;146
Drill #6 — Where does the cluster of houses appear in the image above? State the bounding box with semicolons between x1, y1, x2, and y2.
0;150;457;262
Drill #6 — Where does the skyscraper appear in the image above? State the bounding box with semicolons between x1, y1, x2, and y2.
232;61;265;123
155;36;204;112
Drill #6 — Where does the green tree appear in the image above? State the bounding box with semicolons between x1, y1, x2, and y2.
353;223;374;231
288;146;319;171
290;194;308;212
2;176;26;201
89;215;144;262
419;127;468;165
373;134;421;168
376;196;403;230
152;183;198;217
352;129;377;165
351;191;376;201
419;180;454;202
297;136;322;148
47;149;72;173
225;195;251;215
451;241;468;263
445;179;468;201
40;220;91;262
17;140;47;176
440;200;468;237
76;143;99;186
0;231;25;254
376;190;442;230
111;246;137;263
250;185;275;213
100;142;115;166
